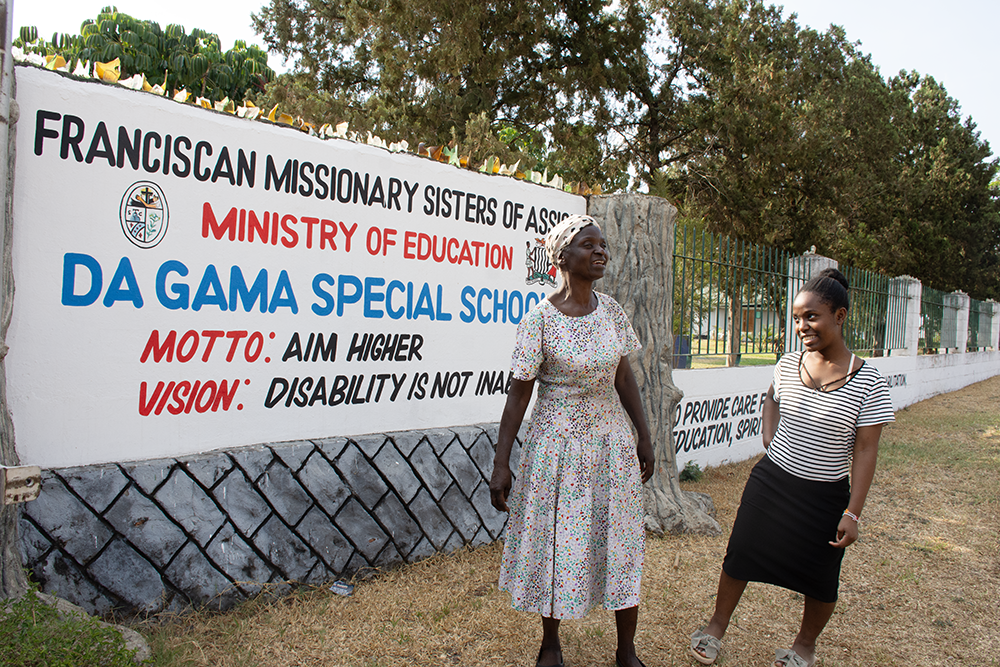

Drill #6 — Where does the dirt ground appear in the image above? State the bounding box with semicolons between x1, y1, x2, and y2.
145;377;1000;667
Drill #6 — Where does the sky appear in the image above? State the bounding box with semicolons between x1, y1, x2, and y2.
12;0;1000;155
775;0;1000;155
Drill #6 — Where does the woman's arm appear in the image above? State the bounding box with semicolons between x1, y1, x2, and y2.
829;423;883;548
489;378;535;512
762;384;779;450
614;356;655;483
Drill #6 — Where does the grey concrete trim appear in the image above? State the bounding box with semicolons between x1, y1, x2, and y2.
20;424;517;615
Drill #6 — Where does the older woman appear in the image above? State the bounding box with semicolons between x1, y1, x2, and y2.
490;214;655;667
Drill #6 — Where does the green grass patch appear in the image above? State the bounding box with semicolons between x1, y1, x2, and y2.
679;460;704;482
689;353;778;368
677;337;780;369
0;581;140;667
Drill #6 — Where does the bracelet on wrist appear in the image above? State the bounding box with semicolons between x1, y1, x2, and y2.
843;510;861;524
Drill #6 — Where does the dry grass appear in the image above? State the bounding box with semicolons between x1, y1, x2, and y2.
144;377;1000;667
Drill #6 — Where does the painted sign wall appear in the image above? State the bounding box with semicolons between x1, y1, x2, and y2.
11;67;586;467
672;351;1000;471
671;366;775;470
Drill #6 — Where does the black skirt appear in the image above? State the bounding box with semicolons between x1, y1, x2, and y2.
723;455;851;603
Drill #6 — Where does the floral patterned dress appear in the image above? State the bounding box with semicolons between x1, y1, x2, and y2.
499;292;644;619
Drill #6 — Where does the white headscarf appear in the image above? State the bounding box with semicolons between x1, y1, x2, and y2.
545;214;600;268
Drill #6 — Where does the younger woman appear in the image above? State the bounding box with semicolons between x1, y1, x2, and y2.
689;268;895;667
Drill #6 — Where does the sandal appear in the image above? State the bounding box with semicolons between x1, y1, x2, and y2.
774;648;812;667
689;629;722;665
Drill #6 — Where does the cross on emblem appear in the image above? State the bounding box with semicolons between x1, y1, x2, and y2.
137;187;158;206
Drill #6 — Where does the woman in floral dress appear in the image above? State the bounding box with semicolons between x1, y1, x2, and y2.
490;214;655;667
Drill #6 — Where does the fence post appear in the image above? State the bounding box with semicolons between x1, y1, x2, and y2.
784;252;837;353
889;276;922;357
941;291;970;353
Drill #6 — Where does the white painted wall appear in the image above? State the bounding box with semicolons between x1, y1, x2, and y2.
11;66;585;467
672;351;1000;471
671;364;774;470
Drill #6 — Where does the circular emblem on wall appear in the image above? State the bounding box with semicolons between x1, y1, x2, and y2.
120;181;169;248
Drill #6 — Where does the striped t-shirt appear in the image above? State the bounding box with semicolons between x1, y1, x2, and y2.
768;351;895;482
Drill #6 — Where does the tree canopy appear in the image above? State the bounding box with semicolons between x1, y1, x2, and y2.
251;0;649;188
16;6;275;101
251;0;999;298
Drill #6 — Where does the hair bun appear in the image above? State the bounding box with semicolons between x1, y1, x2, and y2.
800;267;850;311
816;267;849;291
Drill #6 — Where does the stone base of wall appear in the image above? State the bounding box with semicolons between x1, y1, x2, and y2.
20;424;520;616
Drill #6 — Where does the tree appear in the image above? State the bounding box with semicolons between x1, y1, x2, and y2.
15;6;275;101
652;2;865;242
884;74;1000;297
251;0;999;301
252;0;646;184
255;0;724;532
639;1;865;362
648;0;1000;298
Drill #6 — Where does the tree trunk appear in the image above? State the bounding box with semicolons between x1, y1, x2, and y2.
0;0;27;600
589;194;721;536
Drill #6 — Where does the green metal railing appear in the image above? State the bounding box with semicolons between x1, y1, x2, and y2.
673;227;908;367
672;226;790;369
967;299;994;351
839;266;907;355
918;286;946;353
672;225;998;364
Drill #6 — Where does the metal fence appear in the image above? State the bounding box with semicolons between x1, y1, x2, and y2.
919;287;946;353
968;298;994;351
672;226;790;368
673;225;908;367
840;266;907;357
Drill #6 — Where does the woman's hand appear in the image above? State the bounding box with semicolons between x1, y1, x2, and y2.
490;462;513;512
490;378;534;513
614;356;655;483
762;384;779;450
829;514;859;548
831;423;881;548
636;435;655;483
